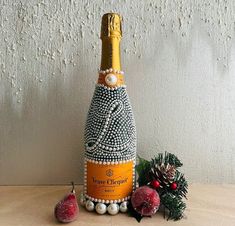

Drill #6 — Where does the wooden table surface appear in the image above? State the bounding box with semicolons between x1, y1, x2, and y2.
0;184;235;226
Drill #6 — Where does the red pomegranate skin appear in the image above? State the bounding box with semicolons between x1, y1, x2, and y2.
54;193;79;223
131;186;160;216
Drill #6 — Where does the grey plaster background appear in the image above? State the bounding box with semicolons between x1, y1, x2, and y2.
1;0;235;184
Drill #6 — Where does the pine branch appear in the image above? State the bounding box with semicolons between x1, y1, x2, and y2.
151;152;183;168
171;171;188;199
161;193;186;221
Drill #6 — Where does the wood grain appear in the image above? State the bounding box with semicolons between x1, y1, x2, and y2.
0;185;235;226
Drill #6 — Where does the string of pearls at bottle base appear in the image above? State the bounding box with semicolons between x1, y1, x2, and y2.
79;193;129;214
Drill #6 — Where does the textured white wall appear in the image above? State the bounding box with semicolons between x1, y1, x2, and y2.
0;0;235;185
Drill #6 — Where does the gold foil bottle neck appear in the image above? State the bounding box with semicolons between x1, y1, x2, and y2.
101;13;122;39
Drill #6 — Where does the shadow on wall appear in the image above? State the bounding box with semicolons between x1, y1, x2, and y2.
0;59;93;185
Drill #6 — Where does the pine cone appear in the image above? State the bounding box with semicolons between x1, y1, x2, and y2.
151;163;176;186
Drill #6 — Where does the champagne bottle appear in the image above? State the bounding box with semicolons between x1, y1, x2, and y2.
82;13;137;215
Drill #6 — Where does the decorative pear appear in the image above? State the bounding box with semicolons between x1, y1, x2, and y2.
54;182;79;223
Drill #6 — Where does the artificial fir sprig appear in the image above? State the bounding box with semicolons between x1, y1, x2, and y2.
135;152;188;221
151;152;183;168
161;193;186;220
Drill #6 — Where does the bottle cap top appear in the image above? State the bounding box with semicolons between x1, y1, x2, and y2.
101;13;122;39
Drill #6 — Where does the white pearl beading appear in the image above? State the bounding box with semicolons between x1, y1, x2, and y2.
99;68;124;75
84;194;131;204
83;197;129;215
107;203;119;215
105;73;118;86
85;84;136;162
119;201;128;213
85;157;134;165
95;203;107;214
96;83;126;89
85;100;131;153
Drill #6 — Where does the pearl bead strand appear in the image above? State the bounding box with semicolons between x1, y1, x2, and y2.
82;192;131;215
99;68;124;75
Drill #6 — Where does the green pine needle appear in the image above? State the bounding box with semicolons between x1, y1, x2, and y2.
151;152;183;168
161;193;186;220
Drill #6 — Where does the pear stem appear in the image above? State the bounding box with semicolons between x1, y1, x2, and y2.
71;181;75;193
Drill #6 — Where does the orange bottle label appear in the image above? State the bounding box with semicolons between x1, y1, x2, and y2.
86;161;134;200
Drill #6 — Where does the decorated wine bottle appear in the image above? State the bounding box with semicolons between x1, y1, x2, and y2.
82;13;137;215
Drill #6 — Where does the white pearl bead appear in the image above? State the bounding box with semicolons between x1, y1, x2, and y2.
105;73;117;86
85;200;95;211
120;201;128;213
107;203;119;215
79;193;86;206
95;203;107;214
